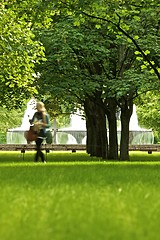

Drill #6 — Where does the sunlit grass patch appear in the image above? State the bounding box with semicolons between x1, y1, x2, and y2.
129;151;160;162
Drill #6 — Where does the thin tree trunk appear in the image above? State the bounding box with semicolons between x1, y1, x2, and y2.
120;100;133;160
106;99;118;160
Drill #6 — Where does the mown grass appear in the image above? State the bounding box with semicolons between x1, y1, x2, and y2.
0;151;160;240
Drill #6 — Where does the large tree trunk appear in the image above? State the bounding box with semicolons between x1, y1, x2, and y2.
84;96;108;159
106;99;118;160
120;100;133;161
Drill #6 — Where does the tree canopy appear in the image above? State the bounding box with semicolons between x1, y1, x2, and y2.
1;0;160;157
0;0;47;108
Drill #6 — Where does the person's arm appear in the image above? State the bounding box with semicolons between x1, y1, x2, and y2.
40;113;50;128
45;114;50;128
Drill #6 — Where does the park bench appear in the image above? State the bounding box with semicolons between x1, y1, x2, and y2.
0;143;86;152
128;144;160;154
0;144;86;160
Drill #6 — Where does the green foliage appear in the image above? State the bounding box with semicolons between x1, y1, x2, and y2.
0;0;47;107
68;0;160;79
1;0;159;138
136;91;160;142
34;0;160;109
35;17;113;112
0;107;24;133
0;133;6;144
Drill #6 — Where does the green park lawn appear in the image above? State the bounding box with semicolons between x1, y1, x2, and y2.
0;151;160;240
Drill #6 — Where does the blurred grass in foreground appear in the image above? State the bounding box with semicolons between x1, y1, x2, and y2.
0;151;160;240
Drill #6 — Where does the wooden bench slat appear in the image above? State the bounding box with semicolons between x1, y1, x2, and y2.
0;144;159;153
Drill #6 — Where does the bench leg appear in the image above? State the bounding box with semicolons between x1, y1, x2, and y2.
21;149;25;160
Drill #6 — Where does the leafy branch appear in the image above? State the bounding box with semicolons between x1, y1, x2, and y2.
81;11;160;80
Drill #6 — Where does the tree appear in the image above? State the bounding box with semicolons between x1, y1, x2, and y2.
70;0;160;160
0;0;47;108
33;0;160;160
35;18;110;158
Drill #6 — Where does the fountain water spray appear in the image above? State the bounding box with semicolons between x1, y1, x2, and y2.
7;98;37;143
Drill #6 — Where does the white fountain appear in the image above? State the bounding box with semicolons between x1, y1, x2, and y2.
6;102;154;145
129;104;143;131
128;105;154;144
7;98;37;144
56;111;86;144
57;105;154;144
117;105;154;144
20;98;37;130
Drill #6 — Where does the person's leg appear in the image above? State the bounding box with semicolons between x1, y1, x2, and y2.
35;139;40;162
35;138;45;162
39;145;45;162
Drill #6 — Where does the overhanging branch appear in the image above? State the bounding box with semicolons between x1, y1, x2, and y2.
81;11;160;80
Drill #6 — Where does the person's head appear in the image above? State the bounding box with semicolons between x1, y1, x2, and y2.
36;101;46;113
